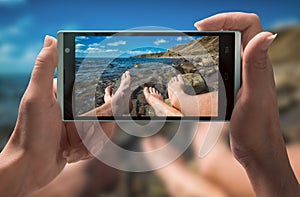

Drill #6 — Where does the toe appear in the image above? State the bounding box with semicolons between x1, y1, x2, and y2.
121;73;125;80
178;75;184;83
105;86;112;96
148;87;154;94
143;87;150;95
124;71;130;78
168;77;174;86
174;75;179;82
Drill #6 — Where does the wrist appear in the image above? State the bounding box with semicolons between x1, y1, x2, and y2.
242;142;300;197
0;145;37;196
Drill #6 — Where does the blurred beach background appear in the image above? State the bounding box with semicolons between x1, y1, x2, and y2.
1;0;300;196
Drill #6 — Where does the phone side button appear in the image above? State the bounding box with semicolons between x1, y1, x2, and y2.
224;72;229;80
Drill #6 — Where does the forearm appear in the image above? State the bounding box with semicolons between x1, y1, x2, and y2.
243;143;300;197
0;147;36;196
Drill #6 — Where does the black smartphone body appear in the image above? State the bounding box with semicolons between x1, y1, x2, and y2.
57;30;241;121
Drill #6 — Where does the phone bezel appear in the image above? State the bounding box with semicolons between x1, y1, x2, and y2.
57;30;241;122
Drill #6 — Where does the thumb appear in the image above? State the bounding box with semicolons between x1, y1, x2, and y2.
28;35;58;97
242;32;277;93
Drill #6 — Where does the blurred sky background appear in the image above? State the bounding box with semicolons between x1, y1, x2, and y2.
0;0;300;74
0;0;300;147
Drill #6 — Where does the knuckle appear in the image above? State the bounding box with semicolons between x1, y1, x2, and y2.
248;13;262;30
242;91;273;111
34;48;57;69
244;56;268;69
249;13;261;23
21;92;53;110
21;94;40;110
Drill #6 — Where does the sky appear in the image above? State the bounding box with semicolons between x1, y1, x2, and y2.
75;35;199;58
0;0;300;74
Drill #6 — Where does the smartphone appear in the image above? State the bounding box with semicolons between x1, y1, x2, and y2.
57;30;241;121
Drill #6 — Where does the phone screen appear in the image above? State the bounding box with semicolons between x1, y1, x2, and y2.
73;34;219;119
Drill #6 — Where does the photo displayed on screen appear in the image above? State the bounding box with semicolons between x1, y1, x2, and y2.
74;35;219;118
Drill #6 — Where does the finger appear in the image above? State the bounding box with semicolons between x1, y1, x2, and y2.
28;36;58;98
242;32;277;93
194;12;263;46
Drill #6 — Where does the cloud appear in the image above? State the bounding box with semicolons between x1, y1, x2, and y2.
76;43;107;54
176;36;194;42
128;50;145;55
84;47;119;53
176;37;183;41
76;36;89;41
75;49;86;54
0;43;16;54
76;46;120;58
0;15;83;74
0;15;34;42
154;39;168;45
88;43;105;48
105;49;118;52
87;47;104;52
128;49;159;55
0;42;40;74
0;15;39;74
75;43;85;48
107;40;126;46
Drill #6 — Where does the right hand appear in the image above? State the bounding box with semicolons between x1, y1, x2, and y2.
195;12;280;167
195;12;300;196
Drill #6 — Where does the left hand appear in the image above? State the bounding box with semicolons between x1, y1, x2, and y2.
1;36;114;194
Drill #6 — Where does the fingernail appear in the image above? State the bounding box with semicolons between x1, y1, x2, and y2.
44;35;53;47
194;22;199;28
264;33;277;50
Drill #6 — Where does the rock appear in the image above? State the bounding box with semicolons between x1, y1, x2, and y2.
133;36;217;58
194;56;202;63
181;60;196;73
203;59;215;67
130;93;155;116
182;73;209;95
134;63;141;68
92;60;212;116
197;62;204;67
205;68;216;77
173;60;197;74
173;64;185;74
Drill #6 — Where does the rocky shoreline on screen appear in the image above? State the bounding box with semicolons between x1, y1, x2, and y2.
92;36;220;116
